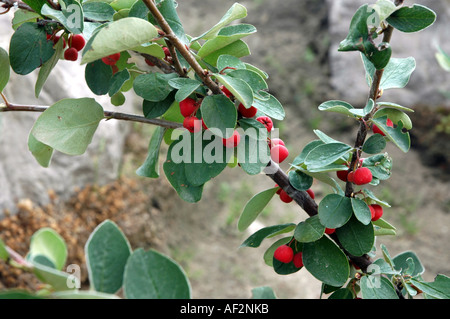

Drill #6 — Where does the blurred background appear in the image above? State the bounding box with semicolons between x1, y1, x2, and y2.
0;0;449;298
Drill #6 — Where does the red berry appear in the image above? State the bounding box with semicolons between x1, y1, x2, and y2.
306;188;315;199
336;170;349;182
145;58;155;67
179;98;198;118
102;53;121;65
373;118;393;136
353;167;373;185
70;34;85;51
50;35;66;48
256;116;273;132
222;130;241;148
273;245;294;263
64;47;78;61
325;228;335;235
238;103;257;118
293;252;303;268
279;190;293;203
183;116;201;133
347;171;354;183
370;204;383;221
270;145;289;164
221;86;233;98
268;138;285;149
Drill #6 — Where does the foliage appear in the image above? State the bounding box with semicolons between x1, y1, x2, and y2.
0;0;448;299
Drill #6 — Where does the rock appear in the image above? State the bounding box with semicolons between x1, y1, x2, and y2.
327;0;450;108
0;11;132;217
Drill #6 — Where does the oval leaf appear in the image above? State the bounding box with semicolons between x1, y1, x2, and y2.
123;248;191;299
85;220;132;294
238;187;278;231
81;17;158;64
0;47;10;92
240;223;295;248
29;228;67;271
304;142;352;169
360;276;399;299
31;98;105;156
294;215;325;243
336;216;374;256
201;94;237;138
318;194;353;229
386;4;436;33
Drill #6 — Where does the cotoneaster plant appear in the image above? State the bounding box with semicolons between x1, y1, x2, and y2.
0;0;448;300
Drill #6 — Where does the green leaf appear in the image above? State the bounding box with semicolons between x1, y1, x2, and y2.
81;17;158;64
151;0;189;45
136;126;166;178
143;92;176;119
289;170;313;191
109;69;130;97
9;22;55;75
303;236;350;287
336;216;374;256
82;2;116;22
21;0;46;14
304;142;352;169
40;0;84;34
217;54;247;73
436;46;450;72
201;94;237;138
123;248;191;299
184;132;230;186
0;47;10;92
292;140;324;166
318;194;353;228
291;165;344;195
133;73;177;102
0;290;42;299
85;59;114;95
373;107;412;130
328;288;354;299
0;238;8;261
168;78;202;102
372;218;396;236
29;228;67;271
371;0;397;23
35;39;64;98
318;100;355;117
240;223;296;248
362;134;386;154
372;116;410;152
202;40;250;66
377;101;414;113
251;286;277;299
363;55;416;90
163;135;204;203
252;93;285;120
214;73;253;109
12;9;41;31
191;3;247;42
197;24;256;59
31;98;104;156
386;4;436;33
338;4;392;69
392;251;424;276
238;187;278;232
236;130;271;175
85;220;132;294
410;275;450;299
360;275;399;299
228;69;268;92
27;129;54;168
294;215;325;243
351;197;372;225
363;188;391;207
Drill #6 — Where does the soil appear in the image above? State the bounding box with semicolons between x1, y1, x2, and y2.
1;0;449;299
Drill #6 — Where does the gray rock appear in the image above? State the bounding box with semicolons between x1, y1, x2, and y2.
0;11;132;216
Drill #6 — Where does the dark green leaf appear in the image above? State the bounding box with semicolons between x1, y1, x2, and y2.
109;69;130;97
133;73;177;102
9;22;55;75
35;39;64;98
386;4;436;33
82;2;115;22
318;100;354;117
328;288;354;299
85;59;114;95
291;140;324;166
351;197;372;225
392;251;424;276
217;54;246;73
252;93;285;120
372;116;410;152
304;142;352;170
0;47;10;92
251;286;277;299
362;134;386;154
336;216;374;256
240;223;295;248
85;220;131;294
294;215;325;243
21;0;46;14
303;236;350;287
201;94;237;138
238;187;278;232
410;275;450;299
360;276;398;299
136;126;166;178
236;130;270;175
318;194;353;228
123;248;191;299
143;91;176;119
214;73;253;109
289;170;313;191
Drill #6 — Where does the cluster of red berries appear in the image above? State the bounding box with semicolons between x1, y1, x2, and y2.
273;244;303;268
369;204;383;221
101;52;121;74
275;184;314;204
47;33;86;62
145;47;171;67
222;86;290;163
